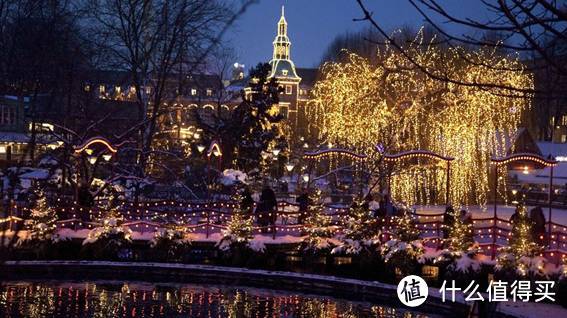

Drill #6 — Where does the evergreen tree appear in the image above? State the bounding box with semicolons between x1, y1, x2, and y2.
381;208;424;276
23;188;58;243
217;191;262;253
446;215;474;252
196;63;288;172
332;199;380;255
496;202;546;277
300;189;335;253
82;192;132;259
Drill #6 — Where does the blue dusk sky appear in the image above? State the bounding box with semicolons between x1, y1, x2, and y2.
226;0;492;70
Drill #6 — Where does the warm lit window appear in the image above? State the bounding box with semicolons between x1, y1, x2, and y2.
562;115;567;126
145;86;151;95
99;85;105;93
206;89;213;96
191;88;197;96
84;84;90;92
285;85;292;95
282;69;288;76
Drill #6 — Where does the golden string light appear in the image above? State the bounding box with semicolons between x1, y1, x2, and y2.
308;30;533;205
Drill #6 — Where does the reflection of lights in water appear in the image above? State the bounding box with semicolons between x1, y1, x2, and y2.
0;281;429;317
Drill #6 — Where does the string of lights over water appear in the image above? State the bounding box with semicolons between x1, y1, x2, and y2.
0;281;436;318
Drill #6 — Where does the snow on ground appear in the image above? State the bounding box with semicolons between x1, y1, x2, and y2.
497;301;567;318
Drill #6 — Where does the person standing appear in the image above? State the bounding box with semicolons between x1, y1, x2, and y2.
529;206;546;244
296;189;310;224
257;185;277;233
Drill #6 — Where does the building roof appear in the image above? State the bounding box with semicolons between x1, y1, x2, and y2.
269;59;301;81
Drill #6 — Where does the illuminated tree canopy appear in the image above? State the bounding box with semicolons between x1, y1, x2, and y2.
308;32;533;205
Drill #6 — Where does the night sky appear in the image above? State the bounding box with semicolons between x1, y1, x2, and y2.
227;0;492;70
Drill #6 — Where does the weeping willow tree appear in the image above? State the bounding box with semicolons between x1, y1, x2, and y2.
308;31;533;205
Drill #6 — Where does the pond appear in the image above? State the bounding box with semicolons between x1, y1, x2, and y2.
0;280;439;318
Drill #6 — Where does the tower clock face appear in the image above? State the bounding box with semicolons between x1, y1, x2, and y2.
277;46;285;55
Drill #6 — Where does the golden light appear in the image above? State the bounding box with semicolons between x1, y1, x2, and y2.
308;30;533;205
302;174;310;182
285;163;295;172
102;154;112;161
197;145;206;153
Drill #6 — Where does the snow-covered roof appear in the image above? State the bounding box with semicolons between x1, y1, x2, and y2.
19;169;50;180
537;141;567;158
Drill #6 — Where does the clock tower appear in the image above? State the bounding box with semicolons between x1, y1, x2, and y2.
269;6;302;136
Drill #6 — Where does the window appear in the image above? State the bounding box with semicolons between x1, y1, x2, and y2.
0;105;15;125
99;85;105;93
115;86;121;94
191;88;197;96
84;84;91;92
145;86;151;95
285;85;292;95
562;115;567;126
282;69;288;76
206;89;213;96
562;135;567;143
279;105;288;119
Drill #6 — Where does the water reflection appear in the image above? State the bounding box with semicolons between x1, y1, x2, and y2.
0;281;432;317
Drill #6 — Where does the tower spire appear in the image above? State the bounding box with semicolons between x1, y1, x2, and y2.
281;5;284;17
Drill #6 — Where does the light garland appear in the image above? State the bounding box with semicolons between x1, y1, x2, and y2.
308;30;533;205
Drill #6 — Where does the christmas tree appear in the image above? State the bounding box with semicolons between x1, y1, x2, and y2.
380;207;424;276
299;189;336;253
82;193;133;259
22;188;58;243
332;198;380;255
434;210;481;275
496;202;546;277
195;63;288;172
217;191;263;253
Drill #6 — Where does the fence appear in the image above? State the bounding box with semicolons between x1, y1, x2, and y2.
3;199;567;263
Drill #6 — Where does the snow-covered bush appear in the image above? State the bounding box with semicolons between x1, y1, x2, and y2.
149;227;191;261
331;199;380;255
82;193;133;260
220;169;248;186
380;209;424;276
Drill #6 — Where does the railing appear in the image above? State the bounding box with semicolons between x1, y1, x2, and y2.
4;199;567;264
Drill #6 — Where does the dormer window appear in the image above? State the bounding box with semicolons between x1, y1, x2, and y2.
99;85;105;93
115;86;121;94
206;89;213;96
191;88;197;96
282;69;288;76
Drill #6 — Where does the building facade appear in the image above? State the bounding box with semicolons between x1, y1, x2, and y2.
268;7;318;140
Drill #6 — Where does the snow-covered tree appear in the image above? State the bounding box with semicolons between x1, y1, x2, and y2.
299;190;336;254
21;189;58;244
332;199;380;255
82;194;132;259
434;210;481;276
496;203;546;278
217;191;264;253
381;208;424;276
